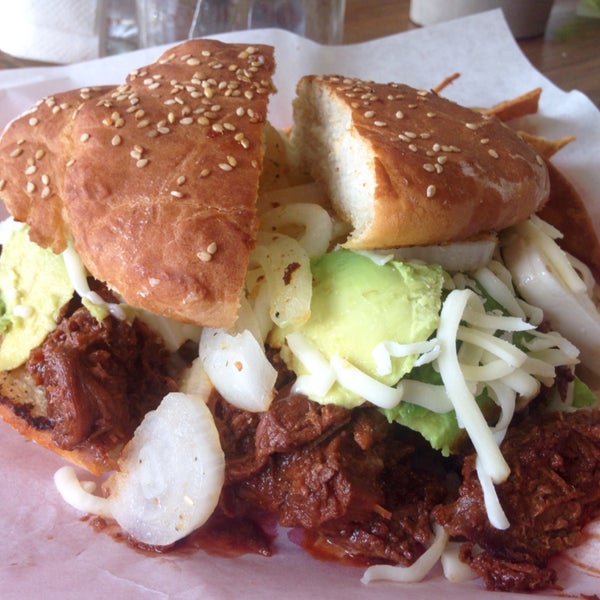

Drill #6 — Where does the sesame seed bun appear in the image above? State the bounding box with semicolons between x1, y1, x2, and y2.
291;75;550;249
0;39;276;327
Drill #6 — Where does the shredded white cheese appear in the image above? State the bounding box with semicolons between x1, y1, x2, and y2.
361;524;449;584
61;241;126;320
436;289;511;484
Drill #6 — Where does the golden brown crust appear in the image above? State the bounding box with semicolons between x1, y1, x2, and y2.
0;40;276;327
292;75;550;248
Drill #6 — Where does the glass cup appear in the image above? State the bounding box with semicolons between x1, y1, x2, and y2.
136;0;199;48
191;0;346;45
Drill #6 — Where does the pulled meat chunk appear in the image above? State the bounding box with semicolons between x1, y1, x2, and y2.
211;385;453;566
27;307;175;449
434;409;600;592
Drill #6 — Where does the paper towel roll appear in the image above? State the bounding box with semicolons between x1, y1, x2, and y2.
0;0;102;63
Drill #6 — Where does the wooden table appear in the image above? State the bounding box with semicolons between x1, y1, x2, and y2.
1;0;598;106
344;0;600;107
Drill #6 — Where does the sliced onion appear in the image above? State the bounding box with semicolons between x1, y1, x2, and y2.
502;220;600;376
252;232;312;328
388;237;497;272
259;202;333;257
55;391;225;547
199;328;276;412
136;309;202;352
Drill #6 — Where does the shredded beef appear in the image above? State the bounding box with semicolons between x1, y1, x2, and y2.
27;307;176;449
210;383;454;566
433;409;600;592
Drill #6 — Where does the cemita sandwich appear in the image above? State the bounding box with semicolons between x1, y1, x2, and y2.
0;39;599;594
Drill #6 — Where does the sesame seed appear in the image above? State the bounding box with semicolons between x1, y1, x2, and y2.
177;175;186;185
136;158;149;168
364;110;375;118
137;119;150;128
66;159;75;167
374;120;387;127
29;117;39;127
408;144;418;152
488;148;499;159
536;155;544;166
158;126;171;134
41;174;50;185
218;163;233;171
180;117;194;125
437;156;448;164
465;122;478;130
227;155;237;167
423;163;435;173
426;185;436;198
480;138;490;145
41;186;50;198
403;131;417;139
130;150;142;160
197;251;212;262
24;165;37;175
0;179;5;191
186;57;200;66
112;135;122;146
170;190;183;198
207;242;217;254
80;133;90;143
35;149;46;160
26;181;36;193
395;110;404;119
200;168;211;177
9;148;23;158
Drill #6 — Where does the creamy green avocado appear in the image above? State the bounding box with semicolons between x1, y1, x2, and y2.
0;223;74;370
271;249;444;408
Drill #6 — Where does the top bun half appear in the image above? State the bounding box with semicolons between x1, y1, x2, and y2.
0;40;276;327
291;75;550;248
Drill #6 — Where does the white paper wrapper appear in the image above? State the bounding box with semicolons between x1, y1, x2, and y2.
1;9;600;599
